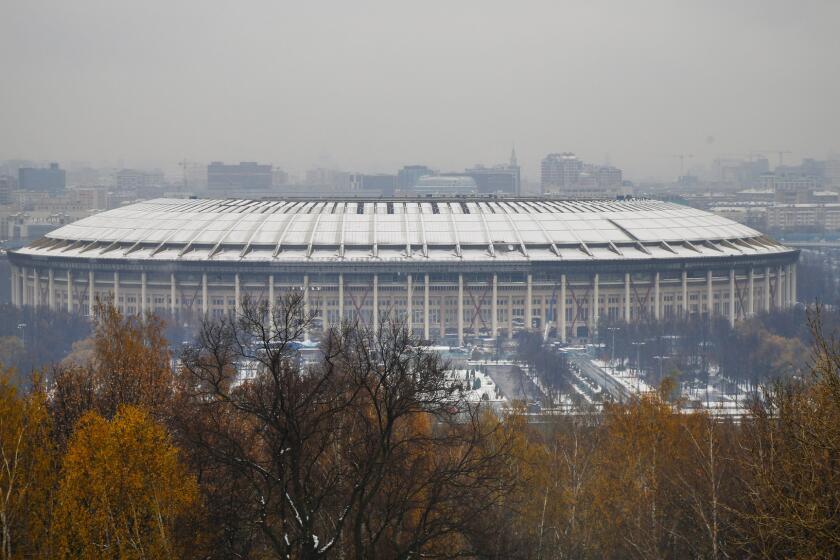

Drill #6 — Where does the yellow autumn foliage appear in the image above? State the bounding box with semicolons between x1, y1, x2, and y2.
53;405;199;560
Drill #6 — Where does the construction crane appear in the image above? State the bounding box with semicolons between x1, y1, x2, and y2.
668;154;694;176
756;149;792;167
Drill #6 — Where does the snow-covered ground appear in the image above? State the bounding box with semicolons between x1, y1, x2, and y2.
590;359;753;417
448;368;507;406
591;359;654;394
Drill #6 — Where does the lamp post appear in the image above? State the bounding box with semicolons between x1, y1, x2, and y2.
17;323;27;350
653;355;667;381
606;327;620;367
631;341;645;394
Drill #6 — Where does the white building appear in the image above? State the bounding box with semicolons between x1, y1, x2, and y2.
9;197;799;344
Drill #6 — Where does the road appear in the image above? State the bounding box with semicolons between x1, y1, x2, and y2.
483;363;545;402
566;351;633;402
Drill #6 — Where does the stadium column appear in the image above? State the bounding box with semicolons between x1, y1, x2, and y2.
170;273;177;317
140;272;147;315
16;267;22;307
337;273;343;324
653;272;660;321
729;269;736;327
33;268;39;308
764;266;771;312
457;273;464;346
372;274;378;332
525;274;533;332
9;266;15;307
304;274;311;340
791;264;797;304
48;269;55;311
113;271;119;312
507;292;513;339
268;274;275;320
706;270;713;319
234;273;241;315
681;270;688;317
322;285;329;332
591;274;599;337
560;274;567;343
540;293;547;334
776;266;783;309
786;264;793;307
21;267;28;307
439;289;445;340
66;270;73;313
88;270;95;317
406;274;413;334
202;273;208;316
748;268;755;316
624;273;631;322
491;273;498;340
423;273;430;341
17;267;23;308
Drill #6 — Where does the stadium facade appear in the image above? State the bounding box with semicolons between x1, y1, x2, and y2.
8;197;799;344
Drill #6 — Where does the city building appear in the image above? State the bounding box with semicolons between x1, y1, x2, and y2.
0;177;12;206
1;209;90;246
349;174;397;196
397;165;435;190
714;157;770;187
207;162;273;195
763;174;820;204
115;169;165;191
541;153;583;191
594;165;623;188
462;165;520;195
304;168;350;190
9;197;798;344
413;176;477;196
18;163;65;194
766;204;840;232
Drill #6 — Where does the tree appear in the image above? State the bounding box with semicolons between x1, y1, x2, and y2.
49;302;174;446
0;369;56;559
176;294;515;559
53;405;200;559
734;309;840;557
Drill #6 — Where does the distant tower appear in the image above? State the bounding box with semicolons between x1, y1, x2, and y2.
509;145;521;195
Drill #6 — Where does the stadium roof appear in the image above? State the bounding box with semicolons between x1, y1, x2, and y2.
17;197;792;263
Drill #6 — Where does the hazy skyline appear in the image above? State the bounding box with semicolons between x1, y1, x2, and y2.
1;0;838;181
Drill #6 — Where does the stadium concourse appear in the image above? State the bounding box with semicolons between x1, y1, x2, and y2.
9;197;798;345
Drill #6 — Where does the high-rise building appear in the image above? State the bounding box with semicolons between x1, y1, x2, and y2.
207;162;273;195
541;153;583;192
18;163;65;194
0;176;12;205
594;165;623;188
397;165;434;189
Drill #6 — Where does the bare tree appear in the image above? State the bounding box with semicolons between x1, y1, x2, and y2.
176;294;514;559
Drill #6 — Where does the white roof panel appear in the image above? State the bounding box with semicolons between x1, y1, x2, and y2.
23;197;793;264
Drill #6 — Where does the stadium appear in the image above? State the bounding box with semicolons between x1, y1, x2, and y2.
8;197;798;344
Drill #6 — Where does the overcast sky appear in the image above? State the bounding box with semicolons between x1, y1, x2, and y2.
1;0;838;181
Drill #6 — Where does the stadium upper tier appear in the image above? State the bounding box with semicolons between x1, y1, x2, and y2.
18;197;789;263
